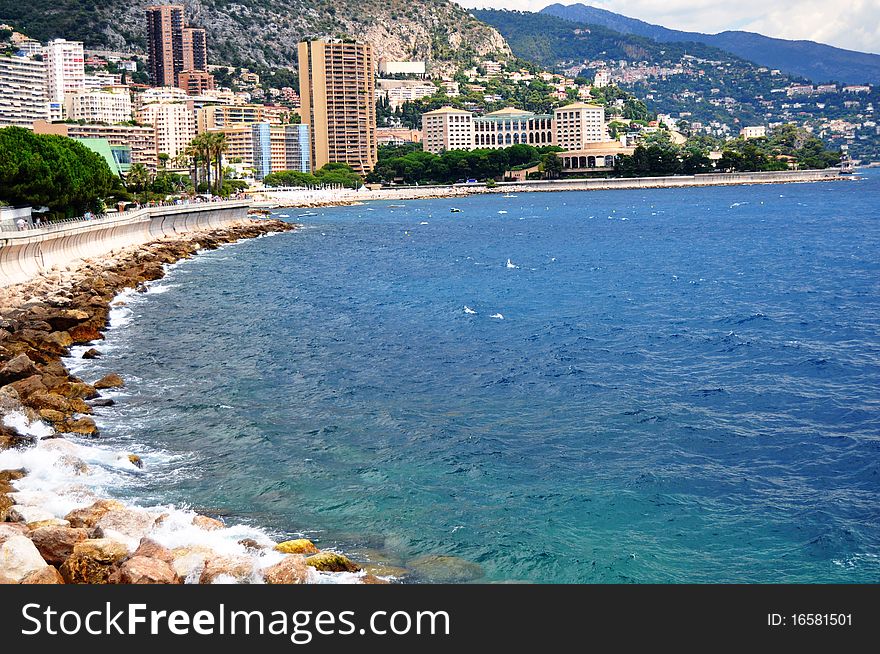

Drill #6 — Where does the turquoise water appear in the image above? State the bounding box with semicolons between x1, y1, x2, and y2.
80;173;880;582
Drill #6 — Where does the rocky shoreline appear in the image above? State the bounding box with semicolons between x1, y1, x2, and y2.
0;218;386;584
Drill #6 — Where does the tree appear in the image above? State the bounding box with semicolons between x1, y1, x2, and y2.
541;152;563;179
0;126;120;218
124;163;152;194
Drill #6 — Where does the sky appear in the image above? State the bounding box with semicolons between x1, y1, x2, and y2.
455;0;880;55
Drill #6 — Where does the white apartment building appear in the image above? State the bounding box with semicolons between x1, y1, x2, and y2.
139;86;190;105
0;55;49;128
553;102;606;150
739;125;767;139
84;72;123;89
137;101;195;159
377;79;437;110
65;86;132;125
44;39;85;105
593;69;611;88
421;106;474;154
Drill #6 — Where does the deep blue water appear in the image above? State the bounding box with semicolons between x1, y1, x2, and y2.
81;173;880;582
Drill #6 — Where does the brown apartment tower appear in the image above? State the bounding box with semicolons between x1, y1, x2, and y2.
146;6;208;87
297;39;377;176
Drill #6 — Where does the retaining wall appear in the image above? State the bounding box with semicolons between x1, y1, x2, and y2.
0;201;250;287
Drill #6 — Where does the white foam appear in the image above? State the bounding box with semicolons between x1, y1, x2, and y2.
506;259;519;269
490;313;504;320
463;306;476;315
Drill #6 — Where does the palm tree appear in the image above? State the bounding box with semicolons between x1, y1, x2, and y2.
210;133;228;194
125;163;152;194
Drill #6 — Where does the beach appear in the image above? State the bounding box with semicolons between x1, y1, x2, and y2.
0;218;384;584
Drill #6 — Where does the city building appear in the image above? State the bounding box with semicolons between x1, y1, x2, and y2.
250;122;272;180
84;72;123;89
33;120;158;171
553;102;606;149
297;39;377;175
376;128;421;146
0;54;49;128
474;107;554;148
137;100;195;159
272;123;310;175
593;69;611;88
178;70;215;95
740;125;767;139
209;122;311;179
558;141;634;172
182;27;208;72
43;39;85;105
146;5;208;87
138;85;189;106
377;79;437;110
64;86;132;124
377;60;426;76
146;5;185;87
421;106;474;154
197;103;283;132
74;138;132;176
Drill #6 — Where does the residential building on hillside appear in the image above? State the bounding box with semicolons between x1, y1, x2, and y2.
44;39;85;106
137;100;195;159
0;54;49;128
376;128;422;146
146;5;184;87
377;60;426;76
421;106;474;154
593;69;611;88
197;104;283;132
182;28;208;72
297;39;377;175
376;79;437;110
64;86;132;124
178;70;215;95
740;125;767;139
33;120;158;171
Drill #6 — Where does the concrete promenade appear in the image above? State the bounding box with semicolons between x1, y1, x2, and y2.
0;201;251;287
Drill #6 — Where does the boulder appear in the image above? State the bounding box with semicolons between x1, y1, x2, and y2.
132;538;173;565
59;538;129;584
407;555;484;583
0;574;20;584
93;373;124;390
64;499;126;528
93;508;159;542
304;552;361;573
46;309;90;332
0;534;51;582
57;455;90;475
0;468;26;484
39;409;67;424
0;494;13;521
191;515;224;531
89;398;115;408
274;539;319;555
28;392;73;413
127;454;143;469
170;546;213;582
82;348;102;359
9;505;56;525
8;374;47;399
109;556;178;584
238;538;264;552
52;381;99;400
26;519;71;530
59;417;98;436
1;423;34;450
29;526;89;565
199;556;256;584
68;324;103;344
362;563;410;579
43;331;74;350
0;353;38;384
263;555;309;584
20;566;65;584
0;522;29;543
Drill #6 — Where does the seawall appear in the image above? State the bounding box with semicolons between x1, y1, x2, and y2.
0;201;251;287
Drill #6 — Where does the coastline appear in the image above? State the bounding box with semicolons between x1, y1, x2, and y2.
250;168;855;209
0;219;385;584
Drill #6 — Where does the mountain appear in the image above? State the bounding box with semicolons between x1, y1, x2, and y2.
541;3;880;85
0;0;509;72
472;9;739;69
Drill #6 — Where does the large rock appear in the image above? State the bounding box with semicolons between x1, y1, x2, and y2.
59;538;129;584
263;555;309;584
199;555;256;584
64;499;126;528
8;374;47;399
82;348;102;359
191;515;224;531
170;546;213;582
21;566;65;584
407;555;485;583
0;522;29;544
93;373;124;390
29;526;89;565
93;508;159;543
0;423;34;450
0;534;51;582
304;552;361;573
132;538;173;565
58;417;99;436
0;353;38;384
274;539;319;555
46;309;90;332
52;381;99;400
68;324;103;344
43;331;74;350
8;505;56;525
109;556;178;584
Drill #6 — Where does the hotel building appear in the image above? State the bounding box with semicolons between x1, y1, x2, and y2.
553;103;606;150
0;55;49;128
43;39;85;105
137;100;195;159
64;86;132;125
421;106;473;154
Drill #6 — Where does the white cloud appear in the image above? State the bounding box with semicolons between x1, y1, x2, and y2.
456;0;880;54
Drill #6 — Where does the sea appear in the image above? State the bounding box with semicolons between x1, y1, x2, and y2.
7;172;880;583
